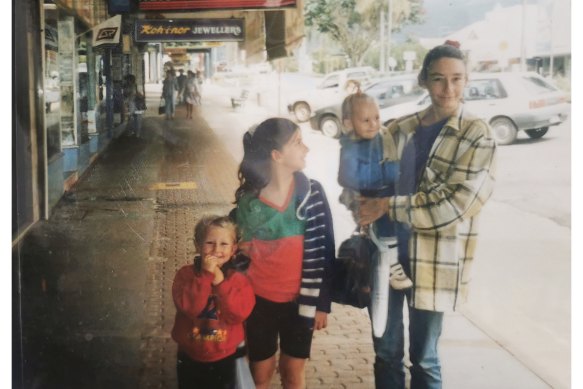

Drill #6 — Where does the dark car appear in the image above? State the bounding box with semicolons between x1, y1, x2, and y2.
308;75;424;138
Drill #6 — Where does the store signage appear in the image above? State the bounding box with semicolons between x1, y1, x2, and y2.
135;19;245;42
92;15;122;47
108;0;134;13
139;0;296;11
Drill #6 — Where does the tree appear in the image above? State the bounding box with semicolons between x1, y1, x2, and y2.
305;0;424;67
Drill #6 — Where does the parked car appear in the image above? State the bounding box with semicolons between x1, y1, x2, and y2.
308;74;424;138
378;93;430;125
287;66;375;123
313;72;570;145
460;72;569;144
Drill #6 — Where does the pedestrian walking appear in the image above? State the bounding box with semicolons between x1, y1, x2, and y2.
357;40;497;389
123;74;145;138
162;69;178;120
232;118;336;389
171;215;255;389
184;70;200;119
176;69;187;105
196;69;204;98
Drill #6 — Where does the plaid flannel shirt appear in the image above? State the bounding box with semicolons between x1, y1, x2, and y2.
382;105;497;312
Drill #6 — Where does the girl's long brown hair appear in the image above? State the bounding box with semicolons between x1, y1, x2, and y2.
235;118;299;203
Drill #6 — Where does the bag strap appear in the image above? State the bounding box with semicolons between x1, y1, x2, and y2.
351;225;368;237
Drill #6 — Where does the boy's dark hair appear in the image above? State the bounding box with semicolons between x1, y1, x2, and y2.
193;215;238;250
235;118;299;202
418;40;466;86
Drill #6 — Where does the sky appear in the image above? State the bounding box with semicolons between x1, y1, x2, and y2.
394;0;528;41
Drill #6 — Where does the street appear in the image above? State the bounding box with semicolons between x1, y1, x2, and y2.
464;118;571;389
208;76;571;388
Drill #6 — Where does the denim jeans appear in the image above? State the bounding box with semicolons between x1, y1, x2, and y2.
164;94;175;117
372;287;444;389
127;113;142;137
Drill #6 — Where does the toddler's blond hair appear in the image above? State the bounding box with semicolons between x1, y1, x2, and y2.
341;92;378;136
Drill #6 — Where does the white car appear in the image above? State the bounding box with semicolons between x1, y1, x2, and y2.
379;72;570;145
287;67;375;122
308;75;424;138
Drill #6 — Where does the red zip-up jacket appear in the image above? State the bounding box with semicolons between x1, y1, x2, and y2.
171;263;255;362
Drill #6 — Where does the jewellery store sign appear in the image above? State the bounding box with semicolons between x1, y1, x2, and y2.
135;19;244;42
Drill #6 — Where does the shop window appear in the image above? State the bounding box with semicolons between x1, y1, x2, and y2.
44;8;61;159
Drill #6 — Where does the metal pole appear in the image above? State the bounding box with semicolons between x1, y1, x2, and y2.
40;0;49;220
549;0;554;77
387;0;393;74
520;0;527;71
380;9;385;73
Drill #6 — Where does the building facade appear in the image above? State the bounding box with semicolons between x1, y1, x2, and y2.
13;0;305;244
14;0;152;242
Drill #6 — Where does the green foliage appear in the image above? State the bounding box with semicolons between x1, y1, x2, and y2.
304;0;424;66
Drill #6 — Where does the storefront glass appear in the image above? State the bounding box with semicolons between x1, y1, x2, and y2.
44;5;61;158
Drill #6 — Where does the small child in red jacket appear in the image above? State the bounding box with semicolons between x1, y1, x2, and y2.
172;215;255;389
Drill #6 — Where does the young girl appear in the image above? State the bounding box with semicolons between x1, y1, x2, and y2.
233;118;336;389
338;92;413;338
171;215;255;389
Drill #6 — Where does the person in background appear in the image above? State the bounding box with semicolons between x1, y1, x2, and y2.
123;74;144;138
171;215;255;389
233;118;336;389
162;69;178;120
196;69;204;97
183;70;201;119
357;41;497;389
176;69;187;105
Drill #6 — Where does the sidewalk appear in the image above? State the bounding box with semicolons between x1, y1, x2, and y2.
12;82;552;389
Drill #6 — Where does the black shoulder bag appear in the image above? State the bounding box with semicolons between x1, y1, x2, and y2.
331;229;376;308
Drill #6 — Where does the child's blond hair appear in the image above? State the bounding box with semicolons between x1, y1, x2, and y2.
193;215;238;250
341;92;377;135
